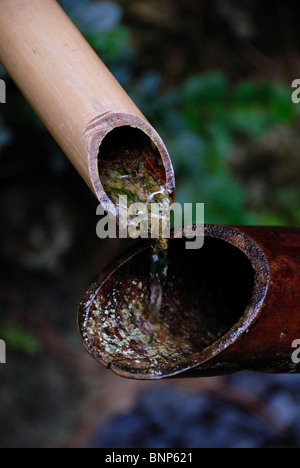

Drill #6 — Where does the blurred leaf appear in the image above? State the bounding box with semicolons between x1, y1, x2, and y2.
228;105;272;138
1;324;42;357
85;26;131;61
182;71;228;105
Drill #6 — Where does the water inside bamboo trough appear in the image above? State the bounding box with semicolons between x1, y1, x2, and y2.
79;234;256;378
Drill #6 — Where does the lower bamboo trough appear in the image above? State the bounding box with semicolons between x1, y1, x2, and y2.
78;225;300;379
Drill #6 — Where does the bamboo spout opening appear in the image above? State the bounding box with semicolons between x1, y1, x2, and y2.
86;114;175;217
97;126;170;214
78;226;270;380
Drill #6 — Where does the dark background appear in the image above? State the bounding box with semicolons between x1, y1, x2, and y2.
0;0;300;448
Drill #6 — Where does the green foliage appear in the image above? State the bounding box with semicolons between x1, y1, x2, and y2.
132;70;299;225
85;26;131;62
1;323;42;357
177;73;299;224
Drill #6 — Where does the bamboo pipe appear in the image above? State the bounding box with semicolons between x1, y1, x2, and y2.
0;0;175;214
78;225;300;379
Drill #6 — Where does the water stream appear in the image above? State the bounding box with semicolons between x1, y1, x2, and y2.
98;128;172;325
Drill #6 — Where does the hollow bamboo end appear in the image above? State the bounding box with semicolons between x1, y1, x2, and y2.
84;112;175;217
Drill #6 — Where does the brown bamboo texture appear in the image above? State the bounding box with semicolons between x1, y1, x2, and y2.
0;0;174;208
192;225;300;377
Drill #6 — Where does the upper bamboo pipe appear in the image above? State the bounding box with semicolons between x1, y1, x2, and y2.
0;0;175;213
